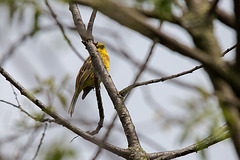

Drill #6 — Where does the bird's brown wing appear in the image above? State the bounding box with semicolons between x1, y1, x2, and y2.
68;57;94;116
75;56;94;92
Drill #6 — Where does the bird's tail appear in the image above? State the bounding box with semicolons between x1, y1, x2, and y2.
68;91;80;116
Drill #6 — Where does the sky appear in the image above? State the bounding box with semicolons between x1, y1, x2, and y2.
0;0;238;160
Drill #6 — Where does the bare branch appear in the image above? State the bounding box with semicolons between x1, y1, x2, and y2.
0;66;129;159
0;33;29;65
69;3;88;41
91;114;118;160
234;0;240;73
45;0;85;61
74;0;240;93
16;126;41;160
87;9;97;41
120;44;237;97
120;65;201;97
84;41;142;149
208;0;220;16
32;123;48;160
92;42;156;159
124;42;156;100
215;8;235;28
87;76;104;135
0;99;54;123
69;2;145;155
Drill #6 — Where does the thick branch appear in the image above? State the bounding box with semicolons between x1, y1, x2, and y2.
234;0;240;73
84;41;141;148
215;8;235;28
68;3;147;158
69;3;88;40
74;0;240;95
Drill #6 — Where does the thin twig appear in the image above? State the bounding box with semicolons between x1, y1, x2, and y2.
91;114;118;160
0;100;54;123
87;76;104;135
124;42;156;100
120;65;202;97
150;124;230;160
15;126;41;160
120;43;237;97
32;123;48;160
45;0;85;61
0;33;29;65
87;9;97;41
0;66;129;158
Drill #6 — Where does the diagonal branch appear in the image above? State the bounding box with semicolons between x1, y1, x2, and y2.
0;66;129;159
32;123;48;160
91;42;156;159
215;8;235;28
84;41;141;149
120;65;201;97
69;3;144;153
149;124;230;160
69;3;88;41
45;0;85;61
74;0;240;95
120;43;237;97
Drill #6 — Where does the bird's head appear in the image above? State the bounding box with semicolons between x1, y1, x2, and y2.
95;43;105;50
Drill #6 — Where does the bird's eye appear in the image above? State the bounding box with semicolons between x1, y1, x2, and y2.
97;45;104;49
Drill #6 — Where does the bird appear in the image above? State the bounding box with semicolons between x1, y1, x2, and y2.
68;43;110;116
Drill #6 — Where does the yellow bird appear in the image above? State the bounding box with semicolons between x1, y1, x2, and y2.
68;43;110;116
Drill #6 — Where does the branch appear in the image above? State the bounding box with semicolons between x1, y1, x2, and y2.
208;0;220;16
120;44;237;97
234;0;240;73
124;42;156;100
32;123;48;160
0;66;129;159
74;0;209;63
0;99;54;123
69;3;88;41
215;8;235;28
91;114;118;160
84;41;141;149
149;124;230;160
97;38;194;89
69;3;145;155
87;76;104;135
92;42;156;159
0;32;29;65
45;0;85;61
74;0;240;95
120;65;202;97
87;9;97;41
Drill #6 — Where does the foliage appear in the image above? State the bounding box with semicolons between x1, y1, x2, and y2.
42;141;76;160
32;75;70;109
135;0;175;20
178;87;222;143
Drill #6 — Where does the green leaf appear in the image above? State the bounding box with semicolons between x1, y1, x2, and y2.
57;93;67;107
154;0;174;20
